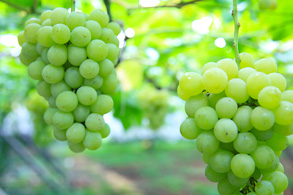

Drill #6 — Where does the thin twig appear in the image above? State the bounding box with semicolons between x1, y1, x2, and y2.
0;0;30;13
103;0;112;22
232;0;241;66
31;0;38;13
71;0;75;12
112;0;203;10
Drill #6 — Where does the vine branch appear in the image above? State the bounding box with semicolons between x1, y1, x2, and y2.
232;0;241;66
103;0;112;22
71;0;75;12
112;0;203;10
0;0;30;13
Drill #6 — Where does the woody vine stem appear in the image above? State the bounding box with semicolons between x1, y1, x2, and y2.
232;0;241;66
71;0;76;12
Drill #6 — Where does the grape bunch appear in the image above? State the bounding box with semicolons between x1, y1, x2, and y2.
138;88;168;130
18;8;121;153
178;53;292;194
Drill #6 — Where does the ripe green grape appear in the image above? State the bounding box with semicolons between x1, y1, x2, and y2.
233;132;257;154
52;111;74;129
56;91;78;112
89;9;109;27
36;42;45;55
219;142;236;153
28;60;46;80
201;62;217;75
53;126;67;141
194;106;218;130
202;67;228;94
268;73;287;92
100;71;119;94
70;26;91;47
83;131;103;150
51;8;68;25
261;153;280;174
231;154;255;178
36;80;51;98
281;90;293;103
85;113;105;131
100;28;116;44
17;31;26;46
250;128;274;141
247;72;271;99
179;72;204;96
107;22;121;36
24;23;41;44
76;86;97;105
208;92;226;108
177;86;190;101
205;165;226;182
196;131;219;154
255;57;277;74
215;97;238;118
64;67;84;89
79;59;99;79
180;118;202;140
106;43;119;62
258;86;281;109
238;67;257;82
266;133;288;151
25;17;40;26
42;19;51;26
233;106;253;132
262;171;288;193
185;93;209;117
255;180;274;195
44;107;58;125
227;171;249;187
73;104;90;122
41;48;50;64
90;94;113;115
21;42;38;60
48;96;57;107
273;123;293;136
36;26;55;47
99;59;114;77
83;75;103;90
210;149;234;173
50;81;71;98
66;123;86;143
47;44;67;66
85;20;102;39
251;145;276;169
40;10;52;23
214;119;238;143
68;45;87;66
225;78;249;104
99;123;110;138
87;39;108;62
251;107;275;131
68;141;85;153
65;12;85;31
51;24;70;44
19;54;34;66
239;52;254;69
273;101;293;125
217;177;239;195
217;58;238;80
42;64;64;84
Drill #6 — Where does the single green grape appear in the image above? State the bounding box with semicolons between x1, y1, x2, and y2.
90;94;113;115
42;64;65;84
202;67;228;94
56;91;78;112
76;86;97;106
79;59;99;79
180;118;202;140
73;104;90;122
179;72;204;96
255;57;277;74
64;67;84;89
217;58;238;80
194;106;218;130
215;97;238;119
67;44;87;66
214;119;238;143
66;123;86;143
196;131;219;154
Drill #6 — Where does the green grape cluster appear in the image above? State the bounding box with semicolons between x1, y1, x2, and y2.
178;52;292;195
139;88;168;130
18;8;121;153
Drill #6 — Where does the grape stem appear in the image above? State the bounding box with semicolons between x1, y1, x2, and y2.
71;0;76;12
232;0;241;66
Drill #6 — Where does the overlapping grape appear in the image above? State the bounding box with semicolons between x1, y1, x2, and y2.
18;8;121;153
178;53;292;194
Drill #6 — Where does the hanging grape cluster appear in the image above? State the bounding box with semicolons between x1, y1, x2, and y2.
18;7;121;153
178;53;292;194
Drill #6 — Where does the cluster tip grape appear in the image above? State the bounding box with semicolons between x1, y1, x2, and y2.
178;52;292;194
18;8;121;153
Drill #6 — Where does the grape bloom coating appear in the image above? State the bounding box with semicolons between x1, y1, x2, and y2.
178;52;292;194
18;8;121;153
